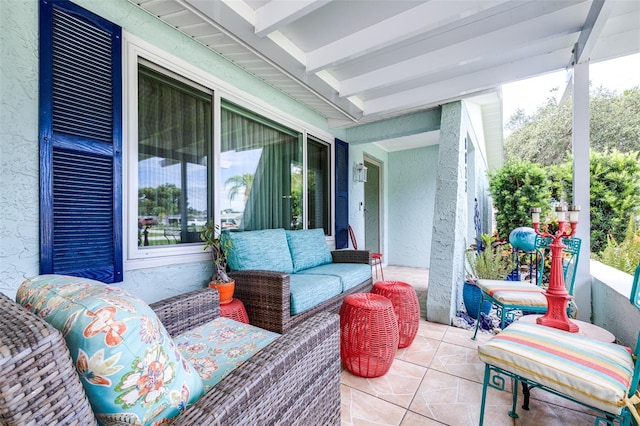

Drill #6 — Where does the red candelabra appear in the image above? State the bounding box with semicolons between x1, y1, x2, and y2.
531;205;580;332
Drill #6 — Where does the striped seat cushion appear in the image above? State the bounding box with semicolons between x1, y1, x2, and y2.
478;322;633;414
477;279;547;307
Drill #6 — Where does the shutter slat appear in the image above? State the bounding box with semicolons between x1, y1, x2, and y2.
40;0;122;283
51;7;113;144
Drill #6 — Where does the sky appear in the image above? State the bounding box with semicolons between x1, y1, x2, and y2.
502;53;640;130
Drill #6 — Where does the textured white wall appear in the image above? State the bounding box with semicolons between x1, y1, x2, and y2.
591;260;640;348
0;0;328;302
0;1;41;299
387;146;438;268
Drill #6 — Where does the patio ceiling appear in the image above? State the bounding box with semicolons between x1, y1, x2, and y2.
131;0;640;129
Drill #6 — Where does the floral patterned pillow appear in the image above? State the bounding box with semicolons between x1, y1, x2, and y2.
16;275;204;426
174;317;279;391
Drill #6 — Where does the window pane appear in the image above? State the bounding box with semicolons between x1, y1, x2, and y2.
220;103;301;231
307;137;330;234
137;65;210;247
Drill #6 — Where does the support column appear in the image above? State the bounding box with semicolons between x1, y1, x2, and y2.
427;102;468;324
572;60;592;321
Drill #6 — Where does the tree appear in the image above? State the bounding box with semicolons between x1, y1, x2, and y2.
488;160;551;239
505;87;640;165
138;184;181;219
587;150;640;253
225;173;254;202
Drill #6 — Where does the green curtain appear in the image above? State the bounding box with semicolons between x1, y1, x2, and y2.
221;107;300;230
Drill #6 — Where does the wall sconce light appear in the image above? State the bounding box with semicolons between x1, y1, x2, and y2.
353;162;368;182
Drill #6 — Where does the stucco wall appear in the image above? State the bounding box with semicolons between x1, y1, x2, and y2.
387;146;438;268
0;0;331;302
591;260;640;348
426;101;490;323
0;1;41;299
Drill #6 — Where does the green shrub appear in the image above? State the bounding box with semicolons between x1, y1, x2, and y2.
595;216;640;274
489;160;551;238
465;234;516;281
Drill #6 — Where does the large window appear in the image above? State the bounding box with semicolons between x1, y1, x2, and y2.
129;50;333;264
137;65;211;247
220;101;302;231
307;136;330;233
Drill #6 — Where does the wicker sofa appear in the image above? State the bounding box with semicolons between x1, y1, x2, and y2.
225;228;373;333
0;283;340;425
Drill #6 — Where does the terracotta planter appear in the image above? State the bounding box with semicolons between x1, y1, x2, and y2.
208;280;235;305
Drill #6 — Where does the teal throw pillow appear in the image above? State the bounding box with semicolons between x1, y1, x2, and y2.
286;228;333;273
226;229;294;273
16;275;204;426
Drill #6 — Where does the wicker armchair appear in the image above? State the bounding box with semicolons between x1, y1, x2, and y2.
231;249;373;333
0;288;341;425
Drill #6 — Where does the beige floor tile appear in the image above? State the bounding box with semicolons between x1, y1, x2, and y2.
400;410;445;425
416;319;448;341
395;334;440;367
442;324;491;349
341;385;407;426
409;369;515;426
341;359;427;408
429;341;486;384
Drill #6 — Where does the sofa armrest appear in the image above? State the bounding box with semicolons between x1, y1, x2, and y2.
331;249;371;264
150;288;220;337
172;311;340;426
228;270;291;333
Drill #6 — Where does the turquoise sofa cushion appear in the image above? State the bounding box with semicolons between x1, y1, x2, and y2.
289;274;342;315
226;229;294;273
286;229;333;273
298;263;372;291
174;317;279;391
16;275;204;425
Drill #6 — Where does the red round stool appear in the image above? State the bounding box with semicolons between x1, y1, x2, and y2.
219;298;249;324
372;281;420;348
339;293;399;378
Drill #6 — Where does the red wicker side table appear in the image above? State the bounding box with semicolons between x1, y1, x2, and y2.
219;298;249;324
372;281;420;348
339;293;399;378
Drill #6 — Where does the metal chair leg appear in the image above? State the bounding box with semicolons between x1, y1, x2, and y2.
479;365;491;426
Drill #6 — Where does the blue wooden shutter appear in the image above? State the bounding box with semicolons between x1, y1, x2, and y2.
39;0;123;283
335;138;349;249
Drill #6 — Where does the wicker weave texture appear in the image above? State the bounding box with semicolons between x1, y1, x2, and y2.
231;268;373;334
2;285;340;425
172;311;341;425
150;287;220;337
372;281;420;348
0;293;98;426
340;293;399;378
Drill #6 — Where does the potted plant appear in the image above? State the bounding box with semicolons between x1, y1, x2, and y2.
463;233;515;319
201;220;235;304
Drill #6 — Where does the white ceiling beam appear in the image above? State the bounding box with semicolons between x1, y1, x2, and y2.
306;0;515;74
340;6;582;98
559;0;612;110
572;0;614;64
181;0;363;121
255;0;332;38
364;49;570;117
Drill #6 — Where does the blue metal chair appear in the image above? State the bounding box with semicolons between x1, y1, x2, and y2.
472;235;581;339
477;261;640;425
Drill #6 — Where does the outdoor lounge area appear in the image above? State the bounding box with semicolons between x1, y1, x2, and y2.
341;266;633;426
2;0;640;425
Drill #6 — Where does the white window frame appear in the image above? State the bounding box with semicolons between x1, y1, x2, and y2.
123;33;335;270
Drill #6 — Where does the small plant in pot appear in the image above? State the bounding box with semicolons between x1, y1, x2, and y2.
202;220;235;305
464;233;516;319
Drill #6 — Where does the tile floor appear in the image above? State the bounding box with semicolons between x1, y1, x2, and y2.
340;266;600;425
